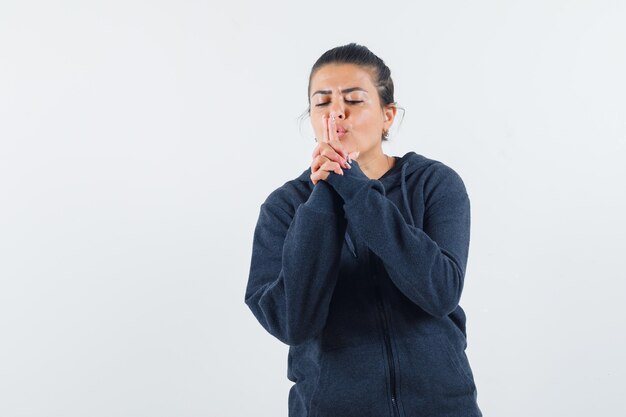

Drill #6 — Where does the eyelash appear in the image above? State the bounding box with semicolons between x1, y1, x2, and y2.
315;100;363;107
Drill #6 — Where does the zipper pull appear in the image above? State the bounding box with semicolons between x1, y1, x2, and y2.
344;231;357;258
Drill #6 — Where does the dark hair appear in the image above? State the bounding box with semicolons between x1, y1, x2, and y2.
301;43;404;142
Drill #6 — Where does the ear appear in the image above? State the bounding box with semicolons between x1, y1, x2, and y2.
383;104;397;130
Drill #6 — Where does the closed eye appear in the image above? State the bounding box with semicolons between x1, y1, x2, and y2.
315;100;363;107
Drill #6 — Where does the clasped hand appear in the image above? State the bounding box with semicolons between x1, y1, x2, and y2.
310;113;360;185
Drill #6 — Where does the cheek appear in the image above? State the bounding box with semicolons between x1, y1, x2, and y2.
311;119;326;138
352;109;379;131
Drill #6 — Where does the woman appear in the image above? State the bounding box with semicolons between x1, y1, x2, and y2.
244;43;483;417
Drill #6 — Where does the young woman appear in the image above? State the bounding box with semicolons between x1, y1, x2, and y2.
245;43;483;417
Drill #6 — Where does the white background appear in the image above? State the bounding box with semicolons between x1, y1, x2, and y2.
1;1;625;416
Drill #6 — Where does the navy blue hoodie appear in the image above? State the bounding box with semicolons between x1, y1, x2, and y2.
245;151;483;417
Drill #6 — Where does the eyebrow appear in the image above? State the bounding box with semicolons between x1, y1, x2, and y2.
311;87;368;97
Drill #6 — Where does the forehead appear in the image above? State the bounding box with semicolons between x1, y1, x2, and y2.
310;64;375;91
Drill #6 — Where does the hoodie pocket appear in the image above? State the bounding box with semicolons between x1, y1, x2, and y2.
438;333;476;391
398;332;475;402
309;342;390;417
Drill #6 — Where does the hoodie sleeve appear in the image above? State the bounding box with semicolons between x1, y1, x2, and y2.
324;160;470;318
244;180;346;346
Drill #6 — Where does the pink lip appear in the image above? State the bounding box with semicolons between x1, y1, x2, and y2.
337;130;347;138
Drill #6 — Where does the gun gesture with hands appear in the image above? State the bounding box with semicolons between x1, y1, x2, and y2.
310;113;360;185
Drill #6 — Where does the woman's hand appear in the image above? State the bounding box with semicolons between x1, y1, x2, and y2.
310;114;360;185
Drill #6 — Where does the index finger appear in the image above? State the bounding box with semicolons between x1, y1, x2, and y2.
321;115;330;144
328;113;349;160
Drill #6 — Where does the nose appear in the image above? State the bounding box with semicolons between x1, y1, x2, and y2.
329;102;345;120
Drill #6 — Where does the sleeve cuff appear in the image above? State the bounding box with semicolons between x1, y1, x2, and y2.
325;160;386;203
303;180;343;214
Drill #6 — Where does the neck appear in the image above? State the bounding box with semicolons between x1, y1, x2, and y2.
357;149;394;180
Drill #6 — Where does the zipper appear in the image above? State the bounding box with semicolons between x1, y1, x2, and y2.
371;253;400;417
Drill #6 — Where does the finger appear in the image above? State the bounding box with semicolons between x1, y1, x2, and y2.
328;113;349;161
310;170;322;184
322;115;330;144
320;159;343;176
319;142;350;169
311;160;344;184
311;156;342;178
311;155;327;173
311;154;336;174
327;113;339;146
